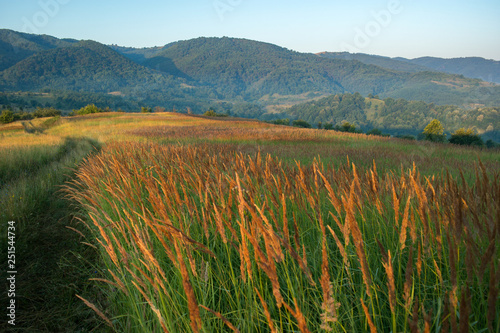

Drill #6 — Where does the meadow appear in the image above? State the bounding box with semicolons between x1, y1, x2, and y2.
0;112;499;332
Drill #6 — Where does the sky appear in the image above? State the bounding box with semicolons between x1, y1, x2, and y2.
0;0;499;60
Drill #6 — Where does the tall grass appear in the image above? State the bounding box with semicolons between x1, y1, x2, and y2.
0;137;105;331
68;141;499;332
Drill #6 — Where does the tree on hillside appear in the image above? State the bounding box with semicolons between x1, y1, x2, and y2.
334;121;357;133
422;119;446;142
449;128;484;146
292;119;312;128
74;104;103;116
0;109;14;124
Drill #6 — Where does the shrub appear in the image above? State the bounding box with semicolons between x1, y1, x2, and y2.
0;110;15;124
334;121;356;133
449;128;484;146
204;109;218;117
270;119;290;126
74;104;103;116
33;107;61;118
292;119;312;128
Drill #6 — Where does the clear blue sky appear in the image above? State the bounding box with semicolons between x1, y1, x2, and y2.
0;0;499;60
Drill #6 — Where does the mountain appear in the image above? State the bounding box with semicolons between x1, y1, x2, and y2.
0;29;77;71
318;51;500;84
109;43;177;64
0;40;181;91
138;37;500;106
282;93;500;141
0;30;499;114
402;56;500;84
317;52;431;73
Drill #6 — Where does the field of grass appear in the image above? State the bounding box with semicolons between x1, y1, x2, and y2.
1;112;499;332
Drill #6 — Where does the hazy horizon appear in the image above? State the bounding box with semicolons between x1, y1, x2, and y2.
0;0;499;60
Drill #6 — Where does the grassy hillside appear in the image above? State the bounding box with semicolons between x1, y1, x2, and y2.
283;93;500;140
1;113;499;332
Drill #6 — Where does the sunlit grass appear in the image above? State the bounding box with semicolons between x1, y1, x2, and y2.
67;141;499;332
1;111;499;332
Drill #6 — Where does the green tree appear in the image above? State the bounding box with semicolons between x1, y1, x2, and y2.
75;104;103;116
323;123;333;130
292;119;312;128
334;121;356;133
0;110;14;124
422;119;446;142
204;108;218;117
366;128;382;136
449;128;484;146
141;107;153;113
423;119;444;135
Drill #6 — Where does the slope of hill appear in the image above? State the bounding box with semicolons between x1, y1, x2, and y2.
0;29;77;71
282;93;500;140
403;56;500;84
318;51;500;84
1;30;499;115
142;37;500;106
317;52;431;73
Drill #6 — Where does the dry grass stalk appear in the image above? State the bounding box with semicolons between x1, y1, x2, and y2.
409;296;419;333
327;225;351;279
174;241;202;333
200;305;240;333
391;184;400;225
399;195;412;250
282;298;311;333
383;250;396;317
345;181;372;297
487;260;499;332
255;289;277;333
442;295;450;333
417;244;422;278
76;294;113;328
433;259;443;285
320;283;340;331
423;306;432;333
360;298;377;333
319;221;340;331
404;246;414;311
459;285;470;333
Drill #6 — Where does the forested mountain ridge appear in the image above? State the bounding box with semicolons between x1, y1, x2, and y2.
318;51;500;84
0;40;188;92
282;93;499;140
0;29;77;71
317;52;431;73
0;29;499;125
404;56;500;84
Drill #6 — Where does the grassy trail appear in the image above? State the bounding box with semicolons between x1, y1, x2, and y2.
0;138;108;332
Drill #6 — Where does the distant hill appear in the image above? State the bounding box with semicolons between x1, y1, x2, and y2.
0;29;77;71
0;29;499;117
281;93;500;141
402;56;500;84
139;37;500;106
318;51;500;84
0;40;183;92
317;52;431;73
